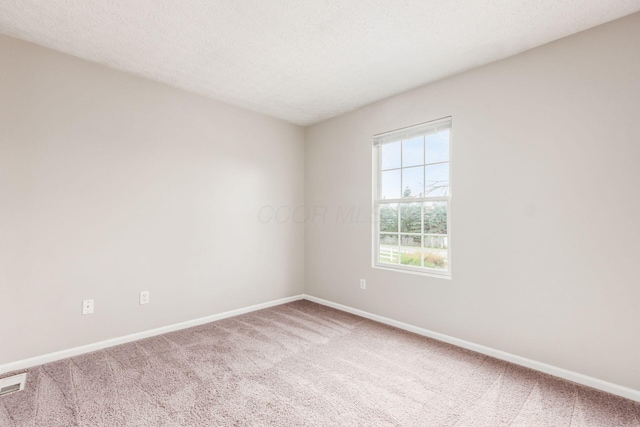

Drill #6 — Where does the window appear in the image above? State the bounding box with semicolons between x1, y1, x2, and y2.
373;117;451;277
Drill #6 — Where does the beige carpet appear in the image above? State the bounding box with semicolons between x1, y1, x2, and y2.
1;300;638;426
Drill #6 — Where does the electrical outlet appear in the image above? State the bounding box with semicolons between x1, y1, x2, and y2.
139;291;150;305
360;279;366;290
82;299;94;315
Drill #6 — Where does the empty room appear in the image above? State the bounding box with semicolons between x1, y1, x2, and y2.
1;1;639;426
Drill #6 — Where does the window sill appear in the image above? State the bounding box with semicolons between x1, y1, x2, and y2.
373;263;452;280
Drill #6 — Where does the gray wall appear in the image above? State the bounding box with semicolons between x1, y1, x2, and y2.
0;35;305;365
305;13;640;390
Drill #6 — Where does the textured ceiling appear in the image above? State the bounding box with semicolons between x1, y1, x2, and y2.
1;1;639;125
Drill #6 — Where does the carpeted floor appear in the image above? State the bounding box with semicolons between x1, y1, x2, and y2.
1;300;639;426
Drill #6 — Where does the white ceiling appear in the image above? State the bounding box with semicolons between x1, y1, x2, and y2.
1;1;639;126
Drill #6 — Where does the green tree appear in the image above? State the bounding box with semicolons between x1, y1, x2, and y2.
398;186;420;233
379;205;398;232
400;203;421;233
425;203;447;234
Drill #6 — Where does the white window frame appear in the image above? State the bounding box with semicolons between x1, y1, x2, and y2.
372;116;452;279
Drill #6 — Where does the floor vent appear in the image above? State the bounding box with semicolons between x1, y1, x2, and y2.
0;373;27;396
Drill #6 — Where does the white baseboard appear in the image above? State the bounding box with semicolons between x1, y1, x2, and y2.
0;294;303;376
302;294;640;403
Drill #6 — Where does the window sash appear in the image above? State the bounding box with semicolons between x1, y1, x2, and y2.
374;200;451;275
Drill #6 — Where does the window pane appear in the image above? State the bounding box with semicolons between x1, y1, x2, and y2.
423;246;448;270
400;203;421;233
379;234;399;264
423;235;448;250
425;163;449;196
400;235;422;266
379;204;398;232
381;169;401;199
401;166;424;198
402;136;424;168
424;202;447;234
426;130;449;164
381;141;401;170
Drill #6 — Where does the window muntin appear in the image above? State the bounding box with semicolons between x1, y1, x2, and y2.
373;117;451;276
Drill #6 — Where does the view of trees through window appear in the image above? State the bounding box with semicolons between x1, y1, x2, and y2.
379;201;448;269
